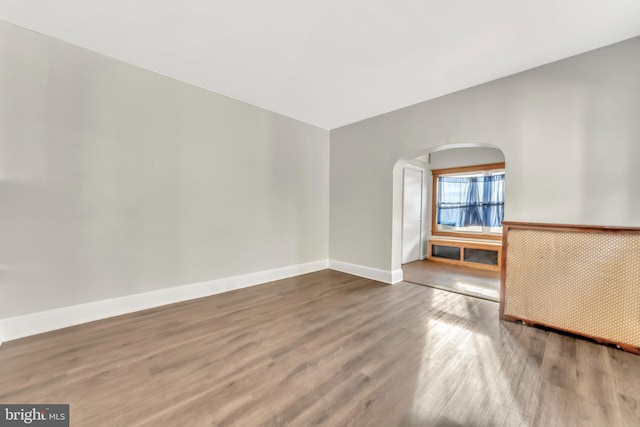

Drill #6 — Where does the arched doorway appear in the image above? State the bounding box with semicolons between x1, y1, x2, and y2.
392;143;506;300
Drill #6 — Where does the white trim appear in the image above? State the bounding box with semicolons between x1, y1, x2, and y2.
328;260;403;284
402;166;424;263
403;163;424;172
0;260;329;344
390;268;404;284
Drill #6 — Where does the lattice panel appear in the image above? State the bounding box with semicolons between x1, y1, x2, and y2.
504;228;640;347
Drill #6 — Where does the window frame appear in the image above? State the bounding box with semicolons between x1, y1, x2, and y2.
431;162;505;241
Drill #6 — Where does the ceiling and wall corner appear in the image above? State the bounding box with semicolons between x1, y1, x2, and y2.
1;1;640;129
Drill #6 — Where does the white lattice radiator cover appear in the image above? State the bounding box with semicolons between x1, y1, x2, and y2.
501;223;640;353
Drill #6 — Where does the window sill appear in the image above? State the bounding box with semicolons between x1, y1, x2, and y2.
429;238;502;271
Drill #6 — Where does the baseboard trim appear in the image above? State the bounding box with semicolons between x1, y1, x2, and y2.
390;268;403;284
0;260;329;345
328;260;403;284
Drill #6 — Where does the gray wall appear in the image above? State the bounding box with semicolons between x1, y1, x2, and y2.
0;22;329;319
330;36;640;271
2;20;639;319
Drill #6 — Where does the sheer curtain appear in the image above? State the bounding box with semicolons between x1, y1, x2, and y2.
437;175;504;228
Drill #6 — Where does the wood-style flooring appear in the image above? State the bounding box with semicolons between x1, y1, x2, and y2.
1;270;639;426
403;260;500;301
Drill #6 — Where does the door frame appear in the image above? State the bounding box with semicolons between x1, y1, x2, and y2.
402;164;425;264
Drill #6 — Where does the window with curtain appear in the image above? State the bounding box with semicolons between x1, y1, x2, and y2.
433;165;505;238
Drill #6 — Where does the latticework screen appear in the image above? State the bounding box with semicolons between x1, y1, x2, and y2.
503;227;640;349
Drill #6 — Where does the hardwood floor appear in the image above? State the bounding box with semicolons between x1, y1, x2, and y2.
1;269;639;426
403;260;500;301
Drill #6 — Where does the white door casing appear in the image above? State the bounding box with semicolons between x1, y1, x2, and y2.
402;167;423;264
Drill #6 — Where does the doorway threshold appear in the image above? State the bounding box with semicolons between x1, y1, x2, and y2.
402;260;499;302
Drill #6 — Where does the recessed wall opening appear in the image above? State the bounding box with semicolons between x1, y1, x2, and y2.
392;143;506;301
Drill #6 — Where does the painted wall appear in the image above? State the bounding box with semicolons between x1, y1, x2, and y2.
330;36;640;271
429;147;504;171
0;22;329;319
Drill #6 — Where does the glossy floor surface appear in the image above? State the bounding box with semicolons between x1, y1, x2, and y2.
402;260;500;301
1;270;639;426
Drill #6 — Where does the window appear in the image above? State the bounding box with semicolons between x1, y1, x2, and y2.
431;163;505;240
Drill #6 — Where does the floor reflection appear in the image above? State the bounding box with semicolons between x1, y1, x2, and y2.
402;259;500;301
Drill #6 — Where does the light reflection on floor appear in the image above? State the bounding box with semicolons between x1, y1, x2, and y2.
402;260;500;302
406;296;533;426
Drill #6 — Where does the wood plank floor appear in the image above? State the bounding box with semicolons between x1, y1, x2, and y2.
1;269;639;426
403;260;500;301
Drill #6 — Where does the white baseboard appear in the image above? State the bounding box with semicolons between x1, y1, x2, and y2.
328;260;403;284
0;260;329;345
390;268;404;284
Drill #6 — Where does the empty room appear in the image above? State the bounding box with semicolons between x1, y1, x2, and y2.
1;1;640;426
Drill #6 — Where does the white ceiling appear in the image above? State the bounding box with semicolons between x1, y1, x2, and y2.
2;1;640;129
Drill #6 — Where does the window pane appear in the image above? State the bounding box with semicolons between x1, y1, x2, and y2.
435;168;504;235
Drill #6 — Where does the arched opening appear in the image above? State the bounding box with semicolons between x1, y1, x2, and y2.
392;143;506;300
